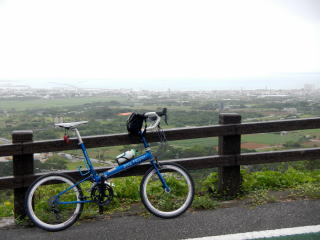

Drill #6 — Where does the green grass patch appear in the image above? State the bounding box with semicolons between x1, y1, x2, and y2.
241;168;320;192
1;168;319;219
291;183;320;199
112;176;142;200
192;195;219;210
200;168;320;202
246;189;277;206
0;200;13;217
0;190;13;218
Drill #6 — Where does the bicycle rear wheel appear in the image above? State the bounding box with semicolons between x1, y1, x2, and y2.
140;163;194;218
25;173;84;231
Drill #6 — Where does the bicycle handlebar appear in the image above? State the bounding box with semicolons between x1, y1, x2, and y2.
143;108;168;131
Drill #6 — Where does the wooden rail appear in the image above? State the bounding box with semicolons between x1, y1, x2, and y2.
0;114;320;218
1;116;320;157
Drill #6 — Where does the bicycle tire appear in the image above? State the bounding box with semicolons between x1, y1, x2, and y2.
140;163;194;218
25;173;84;231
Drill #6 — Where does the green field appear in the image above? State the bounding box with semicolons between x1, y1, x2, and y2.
167;130;319;150
0;96;128;111
243;130;320;145
242;132;300;145
170;137;218;149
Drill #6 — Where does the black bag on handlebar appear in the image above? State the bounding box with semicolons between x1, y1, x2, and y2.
126;113;146;136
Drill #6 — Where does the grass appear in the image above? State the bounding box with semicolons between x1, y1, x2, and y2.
0;167;319;221
0;190;13;218
241;168;320;191
0;200;13;218
198;167;320;206
245;189;277;206
291;183;320;199
192;195;219;210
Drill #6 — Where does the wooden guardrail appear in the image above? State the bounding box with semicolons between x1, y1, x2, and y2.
1;113;320;218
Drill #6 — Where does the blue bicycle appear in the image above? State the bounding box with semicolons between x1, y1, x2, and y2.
25;109;195;231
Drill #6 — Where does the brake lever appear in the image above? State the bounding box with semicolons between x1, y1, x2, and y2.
162;108;168;125
156;108;168;125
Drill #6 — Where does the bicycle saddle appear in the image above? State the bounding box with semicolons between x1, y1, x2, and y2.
55;121;88;129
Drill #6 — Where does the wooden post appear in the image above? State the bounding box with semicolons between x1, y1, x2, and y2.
218;113;241;197
12;130;33;219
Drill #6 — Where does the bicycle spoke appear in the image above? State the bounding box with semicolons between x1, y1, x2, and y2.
141;163;194;218
25;174;83;231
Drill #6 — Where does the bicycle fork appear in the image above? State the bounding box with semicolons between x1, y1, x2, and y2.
151;161;171;193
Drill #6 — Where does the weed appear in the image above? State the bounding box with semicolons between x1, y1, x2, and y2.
0;200;13;218
241;168;319;192
247;189;277;206
201;172;218;193
290;183;320;199
192;195;219;210
1;168;319;220
14;215;33;226
112;176;141;200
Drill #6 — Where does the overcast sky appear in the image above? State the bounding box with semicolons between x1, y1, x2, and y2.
0;0;319;89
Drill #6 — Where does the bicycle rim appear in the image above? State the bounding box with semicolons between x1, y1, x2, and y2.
26;175;83;231
141;164;194;218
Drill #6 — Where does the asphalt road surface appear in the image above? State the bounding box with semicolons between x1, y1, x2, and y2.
0;199;319;240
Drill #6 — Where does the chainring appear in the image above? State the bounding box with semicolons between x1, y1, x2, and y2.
90;182;114;206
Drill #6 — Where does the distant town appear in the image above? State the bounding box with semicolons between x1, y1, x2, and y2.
0;83;319;101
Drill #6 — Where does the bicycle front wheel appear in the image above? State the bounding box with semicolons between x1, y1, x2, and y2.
25;173;84;231
140;163;194;218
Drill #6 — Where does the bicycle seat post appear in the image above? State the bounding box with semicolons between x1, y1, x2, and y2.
74;128;83;145
73;127;97;178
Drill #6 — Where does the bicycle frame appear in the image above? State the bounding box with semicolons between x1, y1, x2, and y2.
56;131;170;205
